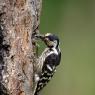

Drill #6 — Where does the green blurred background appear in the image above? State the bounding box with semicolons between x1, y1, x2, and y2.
39;0;95;95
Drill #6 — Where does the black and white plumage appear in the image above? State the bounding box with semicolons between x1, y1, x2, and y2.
34;33;61;95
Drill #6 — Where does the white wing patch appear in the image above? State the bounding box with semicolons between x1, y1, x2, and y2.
46;64;53;71
37;47;58;73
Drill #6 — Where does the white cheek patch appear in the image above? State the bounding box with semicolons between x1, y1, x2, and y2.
53;40;57;47
54;40;57;44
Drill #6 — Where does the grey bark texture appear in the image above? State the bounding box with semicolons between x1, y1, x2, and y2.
0;0;42;95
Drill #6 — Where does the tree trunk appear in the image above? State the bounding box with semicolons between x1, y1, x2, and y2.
0;0;42;95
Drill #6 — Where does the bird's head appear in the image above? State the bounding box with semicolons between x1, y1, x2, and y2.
35;33;59;48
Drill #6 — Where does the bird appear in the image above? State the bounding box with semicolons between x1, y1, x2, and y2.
34;33;61;95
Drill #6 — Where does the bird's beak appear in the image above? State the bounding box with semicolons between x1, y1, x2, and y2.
35;34;45;40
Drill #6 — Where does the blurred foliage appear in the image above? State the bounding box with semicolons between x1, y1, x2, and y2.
39;0;95;95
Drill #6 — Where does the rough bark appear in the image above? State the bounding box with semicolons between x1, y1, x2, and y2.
0;0;42;95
